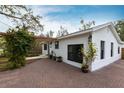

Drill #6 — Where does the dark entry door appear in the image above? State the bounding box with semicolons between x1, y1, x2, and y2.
68;44;83;63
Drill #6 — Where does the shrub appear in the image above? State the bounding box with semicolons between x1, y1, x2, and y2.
81;42;97;71
4;26;35;69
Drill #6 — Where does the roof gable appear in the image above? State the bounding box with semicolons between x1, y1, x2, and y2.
108;23;124;44
57;22;124;44
92;22;124;44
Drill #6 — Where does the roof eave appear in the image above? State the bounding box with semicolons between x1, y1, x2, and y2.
58;29;92;40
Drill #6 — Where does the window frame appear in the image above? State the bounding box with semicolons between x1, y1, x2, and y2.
118;46;120;54
44;44;47;50
100;40;105;59
68;44;83;63
55;41;59;49
111;42;114;57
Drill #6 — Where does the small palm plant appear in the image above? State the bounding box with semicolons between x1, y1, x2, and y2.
81;42;97;73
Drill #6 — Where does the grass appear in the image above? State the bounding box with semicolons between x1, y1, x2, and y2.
0;57;8;63
0;57;39;71
0;57;8;71
0;63;8;71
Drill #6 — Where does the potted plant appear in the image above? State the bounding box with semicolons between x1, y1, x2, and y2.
81;42;96;73
53;56;56;61
81;64;89;73
51;51;56;61
56;56;62;62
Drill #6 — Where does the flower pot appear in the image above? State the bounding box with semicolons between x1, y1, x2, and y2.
56;56;62;62
53;56;56;61
81;69;89;73
81;65;89;73
49;55;53;59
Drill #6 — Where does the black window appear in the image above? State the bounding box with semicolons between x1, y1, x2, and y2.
55;41;59;49
118;46;120;54
111;42;114;57
68;44;83;63
100;41;105;59
44;44;47;50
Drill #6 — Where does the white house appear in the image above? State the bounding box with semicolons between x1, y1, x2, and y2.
42;22;124;71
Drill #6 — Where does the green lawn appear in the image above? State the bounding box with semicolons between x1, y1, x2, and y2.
0;57;8;71
0;57;8;62
0;63;8;70
0;57;38;71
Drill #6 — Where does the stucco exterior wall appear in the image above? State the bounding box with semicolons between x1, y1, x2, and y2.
50;34;89;68
91;26;121;71
42;25;123;71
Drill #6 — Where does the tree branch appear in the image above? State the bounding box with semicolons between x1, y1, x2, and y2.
0;11;22;19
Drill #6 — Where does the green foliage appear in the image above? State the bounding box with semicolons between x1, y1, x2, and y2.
27;41;42;57
0;37;6;49
0;37;6;56
81;42;97;67
114;20;124;41
4;26;35;69
0;5;43;32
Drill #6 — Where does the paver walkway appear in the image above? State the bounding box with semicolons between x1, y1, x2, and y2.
0;59;124;88
26;54;48;60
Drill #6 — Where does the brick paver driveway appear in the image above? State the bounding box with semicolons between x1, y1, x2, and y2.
0;59;124;88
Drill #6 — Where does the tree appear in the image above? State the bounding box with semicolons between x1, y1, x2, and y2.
0;37;6;56
0;37;6;49
27;39;42;57
79;19;95;31
0;6;43;69
46;30;54;37
114;20;124;41
0;5;43;32
4;26;35;69
57;26;68;37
